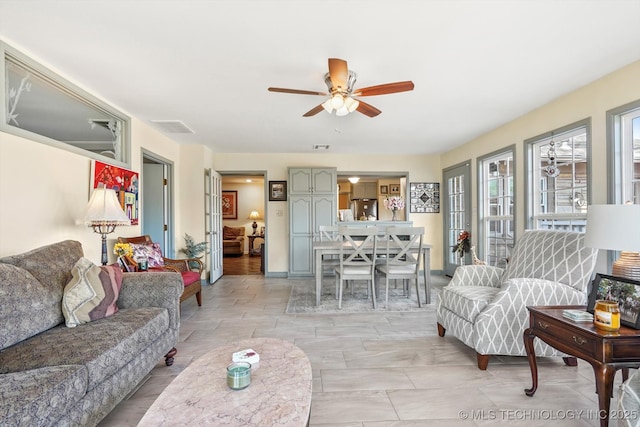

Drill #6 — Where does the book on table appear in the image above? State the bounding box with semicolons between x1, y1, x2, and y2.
562;309;594;322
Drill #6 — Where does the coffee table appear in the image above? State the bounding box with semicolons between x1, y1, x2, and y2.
137;337;312;426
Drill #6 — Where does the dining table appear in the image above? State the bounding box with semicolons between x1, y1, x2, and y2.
312;240;432;307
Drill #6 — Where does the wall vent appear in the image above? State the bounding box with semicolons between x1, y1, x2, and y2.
150;120;195;134
313;144;330;150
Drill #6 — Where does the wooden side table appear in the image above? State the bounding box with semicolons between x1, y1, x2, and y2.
247;234;264;256
523;305;640;427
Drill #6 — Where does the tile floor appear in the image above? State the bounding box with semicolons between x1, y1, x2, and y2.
100;275;626;426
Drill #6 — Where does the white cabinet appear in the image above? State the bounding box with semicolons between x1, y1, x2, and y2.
288;167;337;276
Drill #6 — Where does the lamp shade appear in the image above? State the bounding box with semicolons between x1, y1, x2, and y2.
248;210;261;221
84;187;131;226
584;204;640;252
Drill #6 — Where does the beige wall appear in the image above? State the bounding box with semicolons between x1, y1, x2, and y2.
441;60;640;245
213;153;443;274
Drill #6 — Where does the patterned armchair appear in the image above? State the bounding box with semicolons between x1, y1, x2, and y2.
436;230;598;370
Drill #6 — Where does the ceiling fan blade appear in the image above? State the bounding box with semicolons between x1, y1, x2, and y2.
355;100;382;117
353;81;415;97
303;104;325;117
268;87;328;96
328;58;348;90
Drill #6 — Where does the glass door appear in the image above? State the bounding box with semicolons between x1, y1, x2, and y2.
443;162;471;276
206;168;223;283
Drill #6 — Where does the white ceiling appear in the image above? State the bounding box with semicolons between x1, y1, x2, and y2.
1;0;640;155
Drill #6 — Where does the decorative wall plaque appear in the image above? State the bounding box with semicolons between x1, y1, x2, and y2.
410;182;440;213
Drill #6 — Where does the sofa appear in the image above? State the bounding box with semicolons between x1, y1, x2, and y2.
0;240;182;426
437;230;598;369
223;225;245;256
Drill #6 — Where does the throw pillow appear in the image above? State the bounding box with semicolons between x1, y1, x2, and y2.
130;243;165;268
223;226;240;240
62;257;123;328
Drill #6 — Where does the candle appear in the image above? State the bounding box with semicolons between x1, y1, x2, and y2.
226;362;251;390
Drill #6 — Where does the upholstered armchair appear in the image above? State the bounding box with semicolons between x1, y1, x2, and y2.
436;230;598;370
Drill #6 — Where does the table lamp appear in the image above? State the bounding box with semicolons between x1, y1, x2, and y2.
84;187;131;265
584;204;640;280
248;210;261;235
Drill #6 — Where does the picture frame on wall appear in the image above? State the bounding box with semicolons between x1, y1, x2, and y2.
409;182;440;213
380;185;388;195
389;184;400;194
222;190;238;219
587;273;640;329
91;160;140;225
269;181;287;201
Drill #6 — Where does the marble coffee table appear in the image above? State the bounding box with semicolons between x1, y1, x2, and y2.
137;337;312;426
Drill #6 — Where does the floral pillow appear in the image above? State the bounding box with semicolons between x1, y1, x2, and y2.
131;243;165;268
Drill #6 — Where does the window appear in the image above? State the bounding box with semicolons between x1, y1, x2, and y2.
608;101;640;205
526;120;590;231
1;42;130;166
478;147;514;267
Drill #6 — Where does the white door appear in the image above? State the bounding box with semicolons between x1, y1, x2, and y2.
206;169;223;283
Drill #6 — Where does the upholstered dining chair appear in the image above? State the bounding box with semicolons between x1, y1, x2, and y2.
117;235;203;306
375;226;424;309
334;227;379;309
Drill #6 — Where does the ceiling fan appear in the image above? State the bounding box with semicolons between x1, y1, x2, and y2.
268;58;414;118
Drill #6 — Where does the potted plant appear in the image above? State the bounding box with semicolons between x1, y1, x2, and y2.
181;234;207;269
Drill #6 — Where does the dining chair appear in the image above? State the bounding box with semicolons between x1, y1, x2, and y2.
334;226;379;309
375;226;424;309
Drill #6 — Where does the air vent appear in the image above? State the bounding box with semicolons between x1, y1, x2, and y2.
313;144;330;150
150;120;195;134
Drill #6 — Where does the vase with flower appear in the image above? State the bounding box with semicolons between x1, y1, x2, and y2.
113;242;133;271
383;196;405;221
452;231;471;264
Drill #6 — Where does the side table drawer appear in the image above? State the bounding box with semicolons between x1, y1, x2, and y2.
533;315;597;359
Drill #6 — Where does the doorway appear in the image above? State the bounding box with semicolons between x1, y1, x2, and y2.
220;172;267;275
142;151;173;256
443;161;471;276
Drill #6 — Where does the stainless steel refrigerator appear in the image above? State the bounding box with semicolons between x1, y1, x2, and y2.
350;199;378;220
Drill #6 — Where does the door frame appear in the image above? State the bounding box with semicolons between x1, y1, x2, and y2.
220;170;268;275
443;160;472;276
141;149;174;257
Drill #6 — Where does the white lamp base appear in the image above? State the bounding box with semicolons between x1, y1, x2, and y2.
612;251;640;281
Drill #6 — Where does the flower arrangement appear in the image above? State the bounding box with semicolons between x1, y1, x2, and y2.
113;243;133;258
383;196;405;211
452;230;471;258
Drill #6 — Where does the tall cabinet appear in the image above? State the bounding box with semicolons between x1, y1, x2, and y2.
288;167;337;276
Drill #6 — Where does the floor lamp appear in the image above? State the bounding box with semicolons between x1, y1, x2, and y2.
584;204;640;280
84;187;131;265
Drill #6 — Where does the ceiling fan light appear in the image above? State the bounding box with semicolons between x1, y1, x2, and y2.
330;94;345;109
322;98;333;113
336;105;349;116
344;97;359;113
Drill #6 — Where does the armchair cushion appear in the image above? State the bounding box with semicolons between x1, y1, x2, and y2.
440;286;500;323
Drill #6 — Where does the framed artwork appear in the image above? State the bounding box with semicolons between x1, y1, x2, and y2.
380;185;389;195
409;182;440;213
222;191;238;219
587;273;640;329
389;184;400;194
91;160;139;225
269;181;287;201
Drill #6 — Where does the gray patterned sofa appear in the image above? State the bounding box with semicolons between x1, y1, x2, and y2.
0;240;182;426
437;230;598;370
